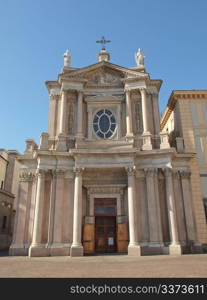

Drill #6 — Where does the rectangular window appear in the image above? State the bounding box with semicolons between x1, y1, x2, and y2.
203;198;207;221
2;216;7;230
200;175;207;221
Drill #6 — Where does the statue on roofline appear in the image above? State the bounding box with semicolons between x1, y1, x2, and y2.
135;48;145;67
63;49;71;67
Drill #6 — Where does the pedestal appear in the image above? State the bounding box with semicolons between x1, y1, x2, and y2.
70;245;84;257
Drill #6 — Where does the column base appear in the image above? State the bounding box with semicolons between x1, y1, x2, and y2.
70;245;83;257
128;244;141;256
125;134;134;143
29;244;50;257
50;243;71;256
9;244;28;256
169;244;182;255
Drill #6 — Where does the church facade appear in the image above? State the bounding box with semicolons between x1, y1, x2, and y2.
9;47;205;257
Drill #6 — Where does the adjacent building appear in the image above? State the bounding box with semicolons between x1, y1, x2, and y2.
9;48;207;257
0;149;19;249
161;90;207;251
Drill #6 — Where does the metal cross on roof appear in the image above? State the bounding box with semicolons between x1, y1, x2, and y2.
96;36;111;50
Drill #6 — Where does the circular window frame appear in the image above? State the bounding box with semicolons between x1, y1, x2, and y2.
93;109;117;139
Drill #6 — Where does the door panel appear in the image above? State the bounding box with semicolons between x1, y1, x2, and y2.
95;216;116;253
83;224;95;254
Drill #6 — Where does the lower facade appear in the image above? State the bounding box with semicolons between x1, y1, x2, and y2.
9;148;207;257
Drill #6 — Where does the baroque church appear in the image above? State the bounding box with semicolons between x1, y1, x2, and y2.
9;41;203;257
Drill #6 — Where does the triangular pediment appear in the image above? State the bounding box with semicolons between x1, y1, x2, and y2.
60;61;148;87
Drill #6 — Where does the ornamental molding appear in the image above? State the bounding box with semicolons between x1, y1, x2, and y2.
125;166;136;176
19;171;35;182
61;61;146;80
180;169;191;179
73;167;85;176
144;167;156;177
86;184;126;195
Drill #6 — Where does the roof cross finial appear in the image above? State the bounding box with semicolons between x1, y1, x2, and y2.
96;36;111;50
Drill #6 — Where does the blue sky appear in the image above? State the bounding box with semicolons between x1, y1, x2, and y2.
1;0;207;153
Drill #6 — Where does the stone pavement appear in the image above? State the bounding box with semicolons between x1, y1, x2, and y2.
0;254;207;278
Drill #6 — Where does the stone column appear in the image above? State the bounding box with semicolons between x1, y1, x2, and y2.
154;168;164;245
151;92;160;135
164;168;182;255
29;169;46;256
145;168;163;253
59;90;67;134
76;90;84;138
180;170;202;253
48;93;59;137
140;88;152;150
47;170;56;249
50;170;68;256
9;171;34;256
70;167;84;256
140;88;149;134
126;166;141;256
136;169;149;246
125;89;133;138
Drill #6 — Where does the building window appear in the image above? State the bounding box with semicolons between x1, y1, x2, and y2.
2;216;7;230
93;109;116;139
203;198;207;221
1;181;3;189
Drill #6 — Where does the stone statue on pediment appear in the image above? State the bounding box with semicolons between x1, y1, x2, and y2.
135;48;145;67
63;50;71;67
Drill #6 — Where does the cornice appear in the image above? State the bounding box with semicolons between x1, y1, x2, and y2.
58;61;148;79
0;189;15;198
45;81;61;93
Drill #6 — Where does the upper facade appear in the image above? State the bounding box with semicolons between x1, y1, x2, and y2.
42;48;164;153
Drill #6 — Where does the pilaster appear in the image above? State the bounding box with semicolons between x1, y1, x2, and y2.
164;168;182;255
144;168;163;254
180;170;202;253
29;169;48;257
126;166;141;256
70;167;84;256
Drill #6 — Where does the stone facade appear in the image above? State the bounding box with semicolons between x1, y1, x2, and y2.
0;149;20;249
161;91;207;249
10;51;204;256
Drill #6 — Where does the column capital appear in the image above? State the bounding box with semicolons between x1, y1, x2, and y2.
180;169;191;179
163;167;173;177
19;171;35;182
172;169;180;179
36;169;45;178
125;166;136;176
50;94;60;101
135;169;145;178
77;89;84;94
144;167;155;177
73;167;85;176
61;88;68;93
139;87;147;93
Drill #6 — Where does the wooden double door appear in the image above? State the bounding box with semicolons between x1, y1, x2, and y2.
94;198;117;253
95;216;116;253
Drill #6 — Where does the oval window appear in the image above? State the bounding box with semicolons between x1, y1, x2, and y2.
93;109;116;139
